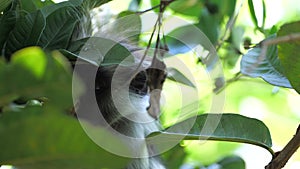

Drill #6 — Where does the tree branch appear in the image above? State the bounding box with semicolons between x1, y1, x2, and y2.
265;124;300;169
260;33;300;62
136;0;176;14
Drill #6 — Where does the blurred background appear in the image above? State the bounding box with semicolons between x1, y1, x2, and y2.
1;0;300;168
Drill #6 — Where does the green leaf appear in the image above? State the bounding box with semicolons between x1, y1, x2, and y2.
103;13;142;42
66;37;135;66
262;0;266;29
5;10;46;56
0;0;12;13
0;48;45;106
0;10;17;52
212;0;236;18
197;8;219;45
20;1;38;15
165;24;219;73
32;0;54;9
162;145;186;169
41;51;74;109
277;21;300;93
0;47;73;109
0;107;129;169
165;24;212;55
19;0;54;13
147;113;274;155
167;67;196;88
82;0;112;9
204;0;236;21
11;47;47;78
248;0;258;28
240;35;292;88
150;0;160;13
38;6;79;50
168;0;204;17
40;1;79;17
248;0;265;32
210;156;246;169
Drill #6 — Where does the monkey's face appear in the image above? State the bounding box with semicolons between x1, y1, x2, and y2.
94;65;152;124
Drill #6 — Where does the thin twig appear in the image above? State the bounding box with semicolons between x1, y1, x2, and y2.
135;0;175;72
135;18;159;72
136;0;176;14
265;124;300;169
136;4;160;14
214;72;242;94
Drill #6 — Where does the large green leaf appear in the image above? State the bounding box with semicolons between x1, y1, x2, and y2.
39;0;110;17
11;46;47;78
0;106;129;169
38;6;79;50
211;0;236;18
0;10;17;52
168;0;204;17
277;21;300;93
5;10;46;56
101;12;141;42
165;24;213;55
150;0;202;15
162;145;186;169
0;47;72;109
20;0;54;13
40;1;80;17
197;8;219;45
208;156;245;169
65;37;135;66
0;0;12;13
240;35;292;88
82;0;112;9
39;0;111;15
147;113;273;155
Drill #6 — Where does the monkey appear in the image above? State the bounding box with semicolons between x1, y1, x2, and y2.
72;46;166;169
70;4;167;169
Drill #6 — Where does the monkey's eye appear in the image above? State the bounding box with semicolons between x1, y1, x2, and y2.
130;71;148;95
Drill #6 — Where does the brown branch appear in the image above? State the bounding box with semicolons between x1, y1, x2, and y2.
265;124;300;169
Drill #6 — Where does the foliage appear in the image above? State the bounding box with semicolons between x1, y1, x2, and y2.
277;21;300;94
0;0;300;169
240;35;292;88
